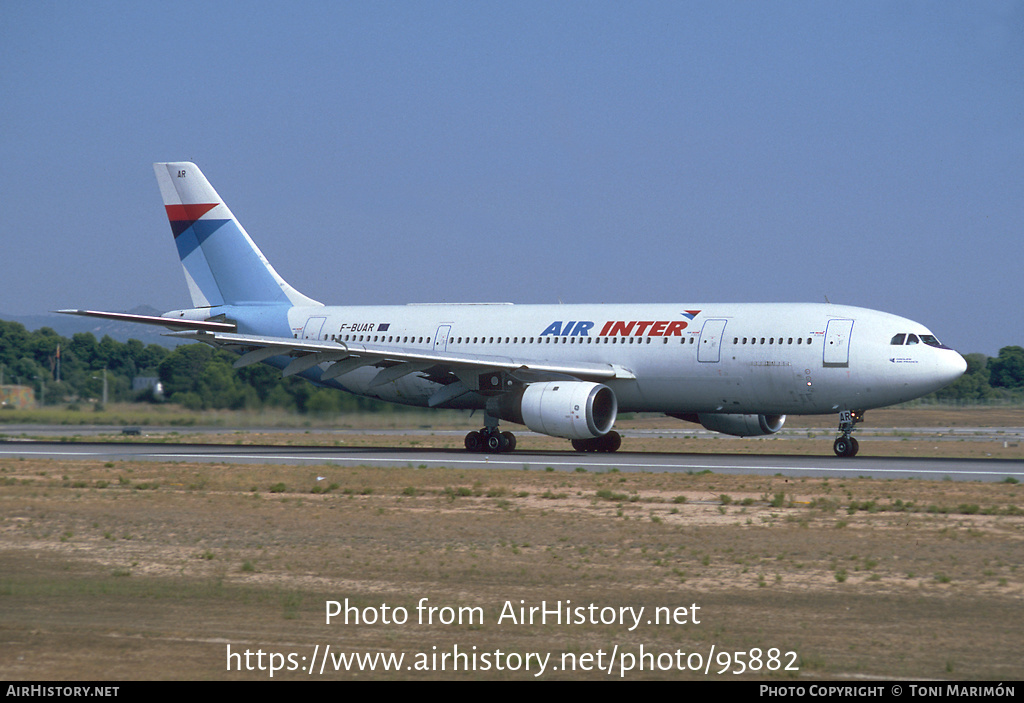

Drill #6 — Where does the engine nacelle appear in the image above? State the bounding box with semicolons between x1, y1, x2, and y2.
694;413;786;437
487;381;617;440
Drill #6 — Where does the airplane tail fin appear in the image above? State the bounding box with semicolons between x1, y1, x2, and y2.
153;162;322;308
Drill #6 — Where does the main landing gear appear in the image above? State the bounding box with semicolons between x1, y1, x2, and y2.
462;417;623;454
571;431;622;453
464;428;517;453
833;410;863;458
465;414;517;453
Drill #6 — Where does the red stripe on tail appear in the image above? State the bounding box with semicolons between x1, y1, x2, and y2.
165;203;218;221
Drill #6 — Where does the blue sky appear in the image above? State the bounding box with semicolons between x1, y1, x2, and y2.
2;1;1021;355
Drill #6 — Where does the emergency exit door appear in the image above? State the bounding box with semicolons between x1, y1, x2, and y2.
823;319;854;368
698;319;728;363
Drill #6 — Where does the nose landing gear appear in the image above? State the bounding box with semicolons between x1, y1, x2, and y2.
833;410;863;457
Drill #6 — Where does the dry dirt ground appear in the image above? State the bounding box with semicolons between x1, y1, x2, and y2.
1;408;1022;680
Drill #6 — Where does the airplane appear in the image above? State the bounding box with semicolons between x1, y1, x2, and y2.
60;162;967;457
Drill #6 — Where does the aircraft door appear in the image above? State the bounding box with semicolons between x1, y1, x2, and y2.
302;316;327;340
823;319;854;368
434;325;452;352
697;319;728;363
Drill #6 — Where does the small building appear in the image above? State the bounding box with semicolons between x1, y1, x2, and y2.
0;385;36;410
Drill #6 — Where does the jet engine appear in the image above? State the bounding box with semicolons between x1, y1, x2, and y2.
487;381;617;440
672;413;786;437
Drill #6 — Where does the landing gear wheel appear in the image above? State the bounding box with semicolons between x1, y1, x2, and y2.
465;428;517;453
501;432;517;452
600;430;622;453
833;437;859;457
485;432;502;452
571;431;622;453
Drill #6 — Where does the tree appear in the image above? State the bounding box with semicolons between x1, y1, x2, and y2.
932;353;996;402
158;344;215;399
988;346;1024;390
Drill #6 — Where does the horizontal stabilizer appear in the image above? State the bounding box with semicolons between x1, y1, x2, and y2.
56;309;236;332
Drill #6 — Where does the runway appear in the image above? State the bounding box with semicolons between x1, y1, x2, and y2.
2;439;1022;482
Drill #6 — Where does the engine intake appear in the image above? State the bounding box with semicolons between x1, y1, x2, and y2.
487;381;617;440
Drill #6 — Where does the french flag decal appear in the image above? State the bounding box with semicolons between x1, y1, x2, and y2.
680;310;701;320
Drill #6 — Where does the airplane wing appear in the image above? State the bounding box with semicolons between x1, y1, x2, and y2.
57;309;634;404
168;329;636;403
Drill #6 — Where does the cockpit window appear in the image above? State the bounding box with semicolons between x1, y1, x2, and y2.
891;332;945;347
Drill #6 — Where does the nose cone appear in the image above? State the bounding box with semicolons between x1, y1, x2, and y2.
933;350;967;390
899;348;967;401
947;351;968;382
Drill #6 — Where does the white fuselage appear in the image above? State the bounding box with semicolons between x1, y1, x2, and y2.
265;302;965;415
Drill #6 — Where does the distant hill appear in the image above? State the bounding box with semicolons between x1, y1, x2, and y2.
0;306;186;348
